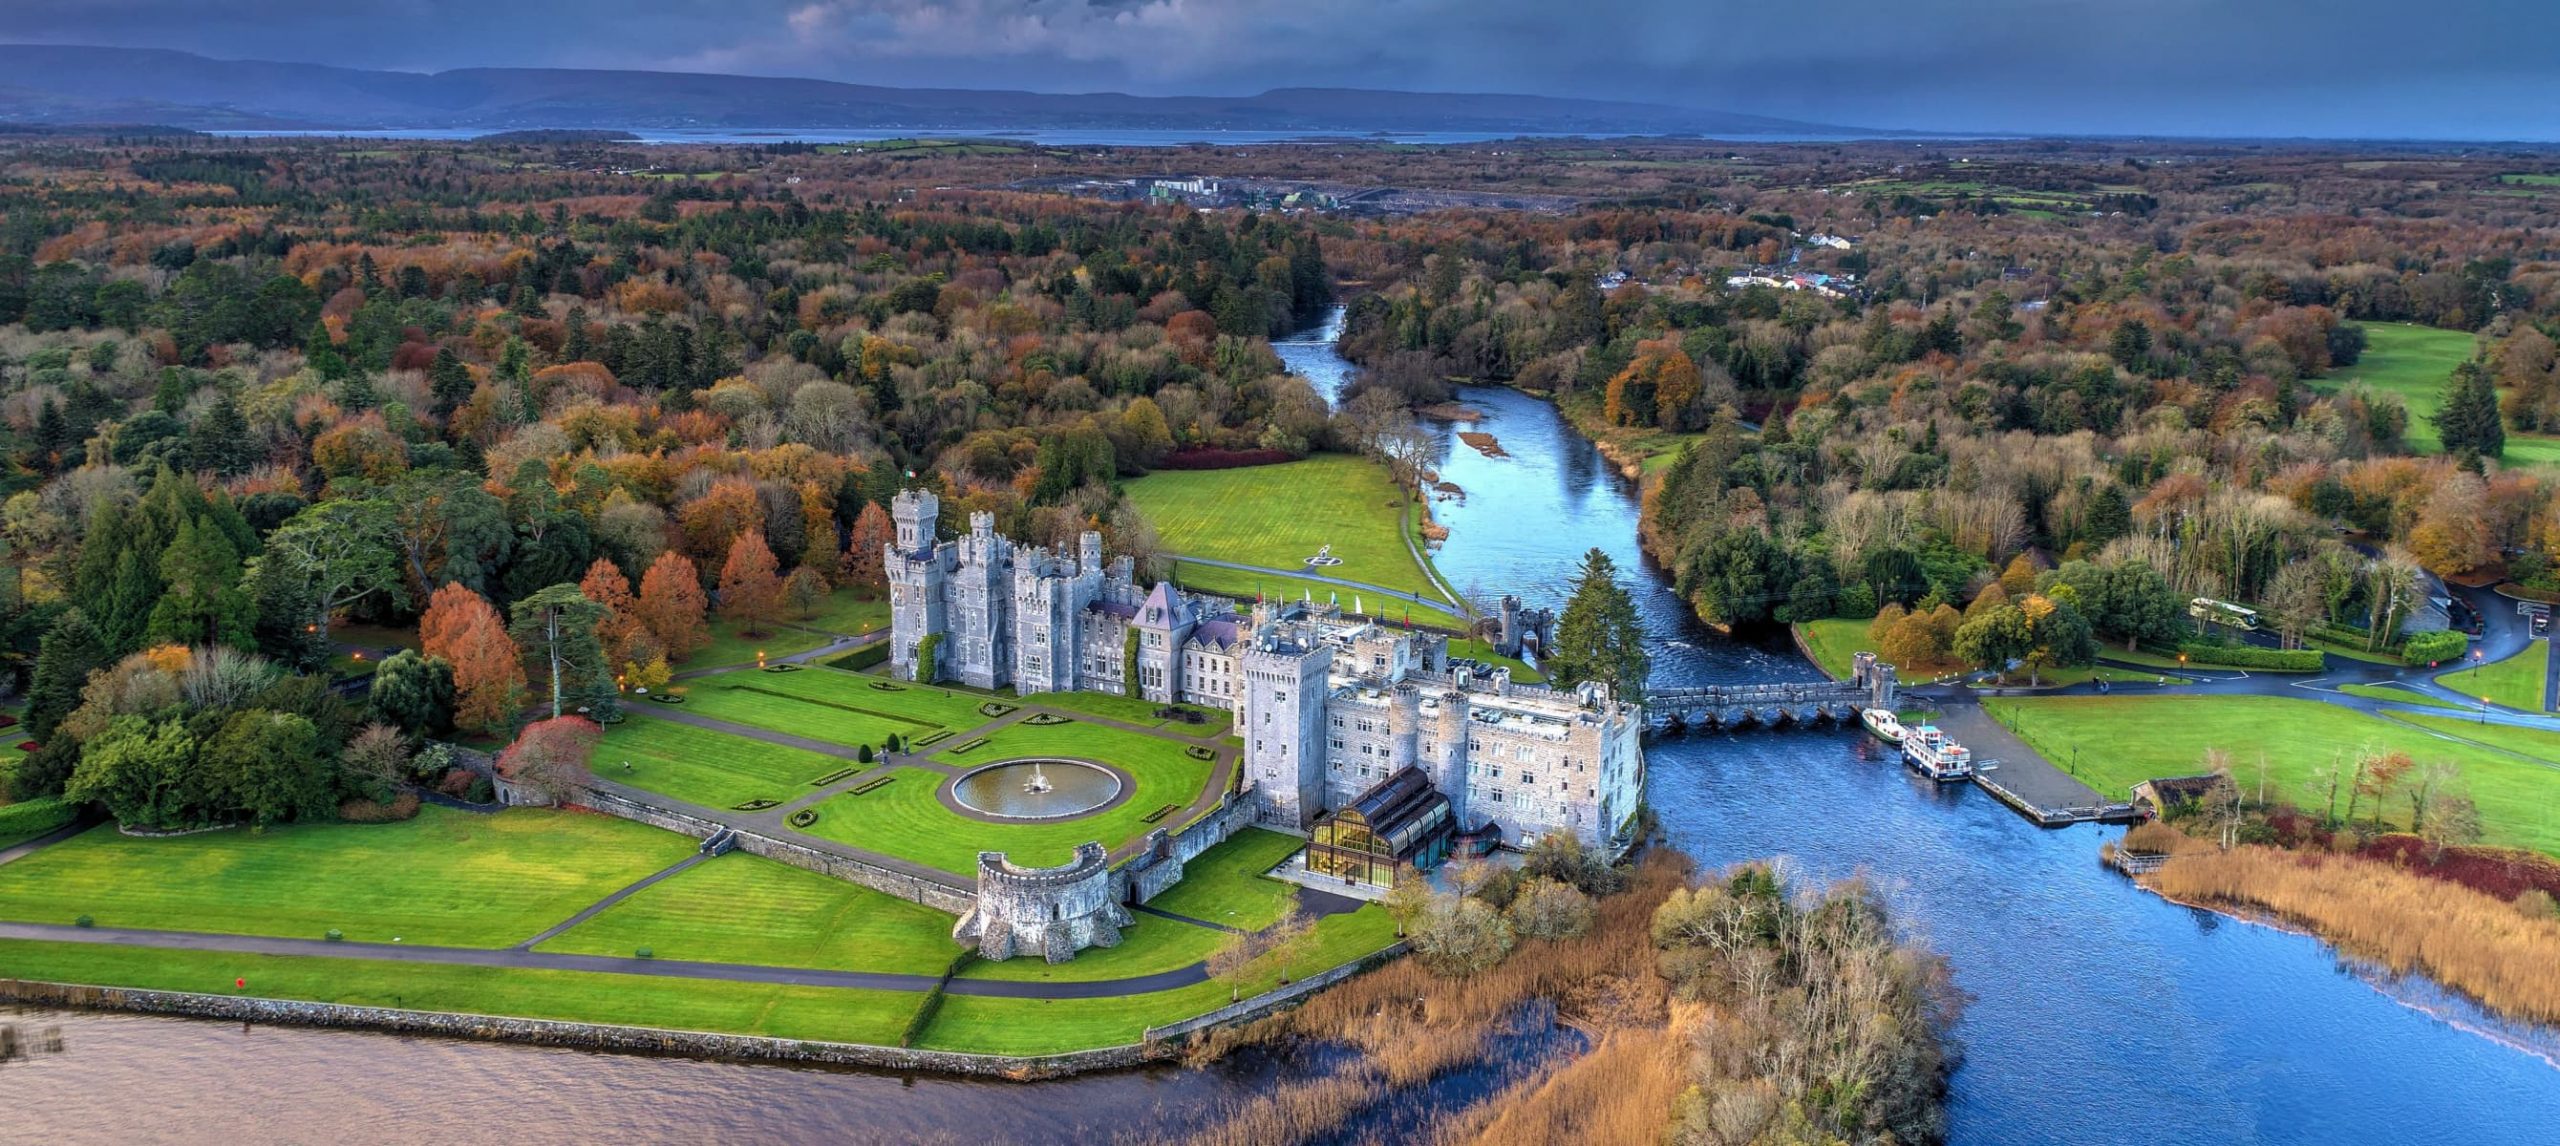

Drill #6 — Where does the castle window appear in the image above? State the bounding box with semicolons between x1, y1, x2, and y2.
1521;774;1536;786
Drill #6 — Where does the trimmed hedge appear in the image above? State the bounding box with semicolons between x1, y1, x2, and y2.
2176;643;2326;671
0;796;78;846
2400;629;2471;666
827;642;890;672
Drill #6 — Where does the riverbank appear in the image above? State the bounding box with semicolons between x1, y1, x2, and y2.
2125;844;2560;1026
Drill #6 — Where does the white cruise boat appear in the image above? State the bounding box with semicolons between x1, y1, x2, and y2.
1861;708;1906;745
1901;724;1974;782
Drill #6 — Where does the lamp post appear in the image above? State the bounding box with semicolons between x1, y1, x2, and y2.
2482;695;2492;725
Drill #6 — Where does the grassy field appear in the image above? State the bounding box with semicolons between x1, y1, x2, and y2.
792;588;890;637
688;616;830;671
536;852;961;973
0;808;695;946
918;906;1399;1055
1142;827;1305;931
2320;324;2560;467
594;717;857;810
802;719;1219;873
1794;618;1870;680
2436;642;2551;712
2338;682;2464;710
1985;695;2560;856
1125;454;1449;603
670;667;993;748
2389;712;2560;767
0;938;921;1047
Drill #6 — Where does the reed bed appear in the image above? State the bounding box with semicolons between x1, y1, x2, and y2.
2146;846;2560;1024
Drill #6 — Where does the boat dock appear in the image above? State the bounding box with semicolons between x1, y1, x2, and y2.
1924;699;2142;827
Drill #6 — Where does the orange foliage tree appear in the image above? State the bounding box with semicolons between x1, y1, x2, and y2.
841;500;893;593
419;582;527;735
636;551;710;660
719;529;784;638
578;557;642;663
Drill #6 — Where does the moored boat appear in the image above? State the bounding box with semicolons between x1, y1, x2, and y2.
1861;708;1906;744
1901;724;1974;782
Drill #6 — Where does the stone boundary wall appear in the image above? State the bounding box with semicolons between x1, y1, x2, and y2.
574;788;975;915
1144;941;1412;1044
0;979;1153;1080
1123;791;1259;904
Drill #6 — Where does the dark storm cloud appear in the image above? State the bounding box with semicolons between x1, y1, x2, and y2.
3;0;2554;138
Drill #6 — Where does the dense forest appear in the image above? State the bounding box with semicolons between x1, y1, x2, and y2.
1;132;2557;825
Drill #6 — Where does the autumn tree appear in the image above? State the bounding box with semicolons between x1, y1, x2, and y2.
420;582;527;736
496;715;600;805
636;551;711;660
718;528;784;638
578;557;643;664
2407;472;2495;575
841;500;894;593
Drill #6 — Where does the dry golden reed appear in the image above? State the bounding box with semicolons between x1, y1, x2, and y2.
2146;846;2560;1023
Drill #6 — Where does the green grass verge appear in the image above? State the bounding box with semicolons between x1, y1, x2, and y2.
802;722;1218;874
1142;827;1304;931
1125;454;1448;603
1447;638;1542;683
2337;682;2464;710
1793;618;1869;680
2435;642;2551;712
2388;712;2560;769
1984;695;2560;856
535;852;961;973
594;717;855;809
0;808;696;947
1164;560;1462;627
0;938;919;1047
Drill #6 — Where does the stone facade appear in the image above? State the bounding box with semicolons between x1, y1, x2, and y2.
953;843;1134;962
889;496;1647;860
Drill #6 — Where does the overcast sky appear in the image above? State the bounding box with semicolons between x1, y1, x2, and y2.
3;0;2555;139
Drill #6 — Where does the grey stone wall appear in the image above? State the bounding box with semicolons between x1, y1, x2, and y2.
1126;791;1259;904
574;788;974;915
954;843;1132;962
0;978;1155;1080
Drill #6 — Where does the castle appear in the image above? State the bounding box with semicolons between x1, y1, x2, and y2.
886;489;1646;862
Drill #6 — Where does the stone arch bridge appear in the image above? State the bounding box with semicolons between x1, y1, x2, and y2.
1644;653;1898;737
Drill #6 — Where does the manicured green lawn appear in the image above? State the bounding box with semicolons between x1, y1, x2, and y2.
1143;827;1305;931
1125;454;1450;603
536;852;960;973
958;911;1230;984
0;939;921;1047
1448;638;1542;683
2436;642;2551;712
0;808;696;947
2319;324;2560;466
1794;618;1869;680
2338;682;2463;710
919;905;1399;1054
671;667;992;747
1026;688;1233;736
1985;695;2560;856
686;617;830;671
594;717;856;810
791;588;890;637
2390;712;2560;767
802;721;1219;874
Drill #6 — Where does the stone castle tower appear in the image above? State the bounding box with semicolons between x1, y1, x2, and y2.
1240;630;1333;829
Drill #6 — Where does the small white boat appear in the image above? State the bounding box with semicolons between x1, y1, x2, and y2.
1901;724;1975;782
1861;708;1906;745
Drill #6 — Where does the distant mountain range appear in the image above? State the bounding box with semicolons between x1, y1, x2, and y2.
0;45;1873;137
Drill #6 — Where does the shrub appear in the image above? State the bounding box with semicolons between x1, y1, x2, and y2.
0;796;78;844
2400;629;2470;666
635;946;654;959
324;928;344;942
1411;895;1516;977
1509;877;1596;941
2176;643;2324;671
858;744;874;763
828;643;889;671
788;808;819;829
75;914;93;928
337;792;422;823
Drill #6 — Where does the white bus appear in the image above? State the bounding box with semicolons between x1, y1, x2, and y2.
2189;597;2259;632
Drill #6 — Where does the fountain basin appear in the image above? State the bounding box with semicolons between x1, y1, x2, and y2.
949;758;1124;820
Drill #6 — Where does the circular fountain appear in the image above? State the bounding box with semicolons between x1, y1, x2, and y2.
950;758;1122;820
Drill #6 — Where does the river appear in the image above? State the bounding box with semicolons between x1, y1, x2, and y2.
6;316;2558;1144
